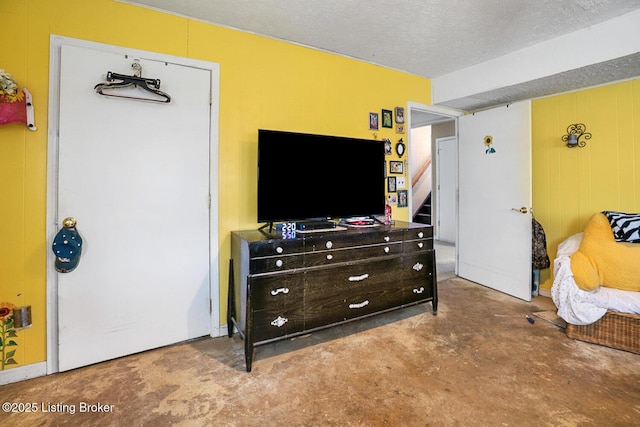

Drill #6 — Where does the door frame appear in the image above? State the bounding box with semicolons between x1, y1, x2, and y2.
46;35;221;374
435;136;457;243
407;102;461;265
406;102;461;218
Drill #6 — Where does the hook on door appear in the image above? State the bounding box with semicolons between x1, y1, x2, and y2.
511;207;529;214
52;217;83;273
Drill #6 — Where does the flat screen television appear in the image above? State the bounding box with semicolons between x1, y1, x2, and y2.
257;129;386;224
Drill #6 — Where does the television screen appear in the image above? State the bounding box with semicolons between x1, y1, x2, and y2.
258;129;386;223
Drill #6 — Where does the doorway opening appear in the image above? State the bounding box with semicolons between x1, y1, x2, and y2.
407;102;461;281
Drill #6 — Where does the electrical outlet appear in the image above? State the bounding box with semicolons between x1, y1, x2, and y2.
396;177;406;189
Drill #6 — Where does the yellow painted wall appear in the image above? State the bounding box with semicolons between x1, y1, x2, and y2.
0;0;429;369
532;79;640;290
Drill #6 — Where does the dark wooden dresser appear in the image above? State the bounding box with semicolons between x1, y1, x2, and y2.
228;221;437;371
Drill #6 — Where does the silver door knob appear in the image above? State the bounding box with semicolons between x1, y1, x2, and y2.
511;207;528;214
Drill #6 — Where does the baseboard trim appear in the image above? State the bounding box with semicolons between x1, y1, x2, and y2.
539;288;551;298
217;324;227;337
0;362;47;385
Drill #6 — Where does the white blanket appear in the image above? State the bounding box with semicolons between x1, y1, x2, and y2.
551;233;640;325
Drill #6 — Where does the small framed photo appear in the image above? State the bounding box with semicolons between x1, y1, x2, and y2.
369;112;379;130
389;160;404;174
397;190;408;207
383;138;392;155
395;107;405;124
387;176;397;193
387;193;398;205
396;124;405;134
382;109;393;128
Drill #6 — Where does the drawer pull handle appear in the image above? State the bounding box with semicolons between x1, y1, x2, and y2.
275;259;283;268
326;241;333;249
348;273;369;282
418;242;424;249
413;287;425;294
276;246;284;254
384;236;390;242
418;231;424;238
384;246;390;253
413;262;424;271
349;300;369;309
326;254;333;260
271;316;288;328
271;287;290;296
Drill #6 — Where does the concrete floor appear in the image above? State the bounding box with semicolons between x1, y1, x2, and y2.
434;239;455;281
2;276;639;426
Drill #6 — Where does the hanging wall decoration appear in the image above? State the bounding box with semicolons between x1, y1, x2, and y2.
389;160;403;174
397;190;408;207
0;301;19;370
484;135;496;154
382;109;393;128
395;138;405;157
0;69;36;131
369;112;379;130
383;138;392;155
394;107;405;124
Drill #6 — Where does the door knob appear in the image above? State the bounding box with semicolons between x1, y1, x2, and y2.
62;217;77;228
511;207;528;214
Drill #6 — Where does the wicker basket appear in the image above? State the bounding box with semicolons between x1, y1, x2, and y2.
566;311;640;354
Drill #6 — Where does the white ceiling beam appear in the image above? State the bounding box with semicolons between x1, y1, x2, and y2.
432;9;640;107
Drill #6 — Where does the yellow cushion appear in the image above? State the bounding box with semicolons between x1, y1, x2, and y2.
570;213;640;291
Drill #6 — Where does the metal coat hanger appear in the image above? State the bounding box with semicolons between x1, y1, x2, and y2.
94;61;171;103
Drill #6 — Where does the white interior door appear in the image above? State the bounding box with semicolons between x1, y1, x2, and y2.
436;136;456;243
55;43;213;371
457;102;532;301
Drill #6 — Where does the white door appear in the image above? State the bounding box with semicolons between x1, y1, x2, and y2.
55;43;213;371
436;136;456;243
457;102;532;301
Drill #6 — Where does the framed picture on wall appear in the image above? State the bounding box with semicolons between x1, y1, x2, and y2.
384;138;392;155
387;193;398;205
387;176;397;193
397;190;408;207
395;107;405;124
382;109;393;128
369;112;379;130
389;160;403;174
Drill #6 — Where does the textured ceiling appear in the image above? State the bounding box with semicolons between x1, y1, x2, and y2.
123;0;640;112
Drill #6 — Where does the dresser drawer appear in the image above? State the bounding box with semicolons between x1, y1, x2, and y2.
252;306;305;342
403;227;433;242
304;257;404;328
401;252;435;304
304;242;402;267
403;238;432;253
250;254;304;273
249;239;303;257
304;229;403;252
249;273;304;310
